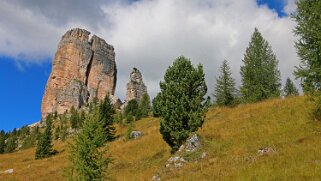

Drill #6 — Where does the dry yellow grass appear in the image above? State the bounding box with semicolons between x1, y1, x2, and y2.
1;96;321;180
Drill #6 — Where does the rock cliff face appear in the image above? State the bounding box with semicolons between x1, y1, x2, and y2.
41;28;117;118
126;68;147;102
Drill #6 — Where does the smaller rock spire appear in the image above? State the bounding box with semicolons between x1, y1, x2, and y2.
126;67;147;102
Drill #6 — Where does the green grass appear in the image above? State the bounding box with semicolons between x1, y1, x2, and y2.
1;96;321;180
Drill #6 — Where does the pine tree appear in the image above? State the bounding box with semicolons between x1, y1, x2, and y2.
55;126;60;140
70;106;79;130
124;99;139;121
293;0;321;92
139;93;151;117
35;114;54;160
159;56;209;151
99;95;116;142
283;78;299;97
214;60;238;106
5;136;17;153
240;28;281;103
79;110;86;128
152;93;162;117
0;130;5;154
68;109;110;180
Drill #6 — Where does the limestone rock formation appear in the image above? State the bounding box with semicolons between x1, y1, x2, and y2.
41;28;117;118
126;68;147;102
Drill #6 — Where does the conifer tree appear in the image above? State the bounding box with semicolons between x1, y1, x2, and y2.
240;28;281;102
70;106;79;129
214;60;238;106
5;136;17;153
124;99;139;121
159;56;209;151
99;95;116;142
139;93;151;117
55;126;60;140
68;110;110;180
293;0;321;92
35;114;54;160
0;130;5;154
152;93;162;117
283;78;299;97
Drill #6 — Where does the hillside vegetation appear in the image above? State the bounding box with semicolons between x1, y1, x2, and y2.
1;96;321;180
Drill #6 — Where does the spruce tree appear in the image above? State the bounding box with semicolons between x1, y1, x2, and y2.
214;60;238;106
5;136;17;153
0;130;5;154
35;114;54;160
293;0;321;92
99;95;116;142
68;110;110;180
240;28;281;103
152;93;162;117
124;99;139;121
159;56;209;151
283;78;299;97
139;93;151;117
70;106;79;130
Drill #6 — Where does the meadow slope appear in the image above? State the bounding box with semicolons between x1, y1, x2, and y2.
1;96;321;180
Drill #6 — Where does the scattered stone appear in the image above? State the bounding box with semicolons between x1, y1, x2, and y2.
130;131;143;139
3;169;14;174
258;147;275;155
180;157;187;163
178;145;185;152
152;174;161;181
168;156;180;163
185;134;201;152
174;162;183;168
201;152;207;159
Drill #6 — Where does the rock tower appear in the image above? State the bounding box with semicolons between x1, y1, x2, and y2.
41;28;117;118
126;68;147;102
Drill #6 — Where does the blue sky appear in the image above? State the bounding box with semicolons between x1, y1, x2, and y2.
0;0;296;132
257;0;287;17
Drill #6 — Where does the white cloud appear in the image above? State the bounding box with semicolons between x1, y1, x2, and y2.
0;0;300;100
284;0;297;15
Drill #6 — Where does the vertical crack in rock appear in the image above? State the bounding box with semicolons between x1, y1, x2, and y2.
85;50;94;87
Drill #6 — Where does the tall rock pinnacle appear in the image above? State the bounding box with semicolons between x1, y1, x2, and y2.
41;28;117;119
126;67;147;102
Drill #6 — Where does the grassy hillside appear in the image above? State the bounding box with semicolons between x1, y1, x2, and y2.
1;96;321;180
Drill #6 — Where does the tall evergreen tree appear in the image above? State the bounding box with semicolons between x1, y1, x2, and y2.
283;78;299;97
70;106;79;130
99;95;116;142
139;93;151;117
68;110;110;180
293;0;321;92
152;93;162;117
124;99;139;121
0;130;5;154
35;114;54;160
214;60;238;106
159;56;209;151
5;136;17;153
240;28;281;102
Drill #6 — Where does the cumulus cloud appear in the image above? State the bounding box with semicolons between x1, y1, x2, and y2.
0;0;300;100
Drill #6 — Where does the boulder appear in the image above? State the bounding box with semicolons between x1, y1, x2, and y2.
185;134;201;152
130;131;143;139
